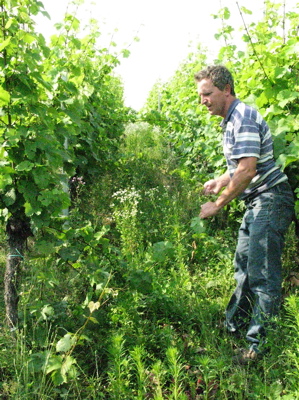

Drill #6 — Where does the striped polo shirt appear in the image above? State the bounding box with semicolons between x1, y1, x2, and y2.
221;99;287;200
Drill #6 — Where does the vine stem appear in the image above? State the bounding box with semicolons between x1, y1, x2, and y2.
219;0;229;48
282;0;286;44
236;1;273;86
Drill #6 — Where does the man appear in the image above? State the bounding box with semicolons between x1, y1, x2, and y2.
195;65;294;364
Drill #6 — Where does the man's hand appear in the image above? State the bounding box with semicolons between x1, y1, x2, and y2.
203;179;223;195
200;201;221;219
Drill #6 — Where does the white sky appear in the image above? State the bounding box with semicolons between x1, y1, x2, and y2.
35;0;297;110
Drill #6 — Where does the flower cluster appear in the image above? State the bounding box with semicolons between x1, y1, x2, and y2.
111;187;142;218
71;176;85;186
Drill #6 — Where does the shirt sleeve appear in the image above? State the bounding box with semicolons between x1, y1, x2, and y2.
231;117;261;160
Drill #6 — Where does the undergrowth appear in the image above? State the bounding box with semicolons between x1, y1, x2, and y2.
0;122;298;399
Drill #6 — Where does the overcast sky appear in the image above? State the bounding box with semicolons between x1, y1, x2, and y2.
35;0;296;110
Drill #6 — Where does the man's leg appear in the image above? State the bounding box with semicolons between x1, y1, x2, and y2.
245;190;294;352
225;210;254;333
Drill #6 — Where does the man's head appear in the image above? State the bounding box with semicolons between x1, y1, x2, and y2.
195;65;235;95
195;65;236;118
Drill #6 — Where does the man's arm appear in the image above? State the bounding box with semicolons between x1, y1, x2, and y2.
200;157;257;219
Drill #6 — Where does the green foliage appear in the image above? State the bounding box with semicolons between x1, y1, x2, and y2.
190;216;207;234
0;0;127;230
0;1;299;399
142;50;227;195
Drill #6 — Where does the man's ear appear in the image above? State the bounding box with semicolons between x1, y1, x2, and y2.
224;84;232;96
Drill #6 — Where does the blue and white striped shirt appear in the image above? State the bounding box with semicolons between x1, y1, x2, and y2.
221;100;287;200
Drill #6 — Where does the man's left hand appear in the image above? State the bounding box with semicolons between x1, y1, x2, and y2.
200;202;220;219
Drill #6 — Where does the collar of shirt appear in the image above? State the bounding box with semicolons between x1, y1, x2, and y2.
220;99;241;129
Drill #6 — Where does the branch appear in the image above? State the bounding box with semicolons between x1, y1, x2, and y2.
236;2;273;86
219;0;229;48
282;0;286;44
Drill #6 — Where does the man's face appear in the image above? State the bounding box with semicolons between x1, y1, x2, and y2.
197;78;228;118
